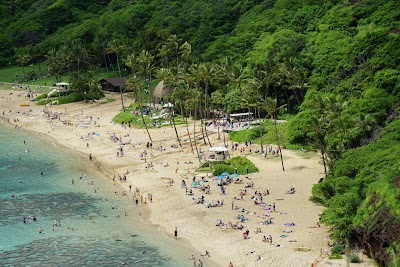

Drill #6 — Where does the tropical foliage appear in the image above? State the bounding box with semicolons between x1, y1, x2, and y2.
1;0;399;265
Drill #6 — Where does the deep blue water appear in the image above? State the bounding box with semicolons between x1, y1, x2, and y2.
0;123;194;267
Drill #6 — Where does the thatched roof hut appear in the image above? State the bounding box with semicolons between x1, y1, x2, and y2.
153;80;171;103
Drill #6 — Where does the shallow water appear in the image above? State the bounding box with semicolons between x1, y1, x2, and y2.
0;123;196;266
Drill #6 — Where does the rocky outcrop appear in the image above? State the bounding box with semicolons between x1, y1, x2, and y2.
354;194;400;266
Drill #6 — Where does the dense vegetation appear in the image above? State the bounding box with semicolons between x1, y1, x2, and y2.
213;156;259;176
1;0;399;265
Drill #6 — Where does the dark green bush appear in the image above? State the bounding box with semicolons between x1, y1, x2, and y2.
213;156;258;176
349;253;360;263
329;253;343;260
331;244;345;255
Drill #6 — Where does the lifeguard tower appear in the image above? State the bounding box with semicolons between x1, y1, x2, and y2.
47;82;70;97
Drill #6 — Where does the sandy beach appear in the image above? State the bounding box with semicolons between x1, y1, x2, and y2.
0;86;375;267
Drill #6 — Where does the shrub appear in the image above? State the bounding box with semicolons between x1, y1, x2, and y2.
331;244;345;255
213;156;258;176
329;253;342;260
213;164;235;176
349;253;360;263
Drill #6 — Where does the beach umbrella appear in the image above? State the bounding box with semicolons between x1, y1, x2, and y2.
231;173;240;178
221;172;230;176
216;175;225;180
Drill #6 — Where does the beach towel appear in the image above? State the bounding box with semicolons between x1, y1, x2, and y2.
284;223;296;227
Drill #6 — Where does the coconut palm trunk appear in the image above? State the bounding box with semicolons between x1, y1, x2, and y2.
141;112;152;142
186;116;194;154
258;107;263;153
171;108;182;147
193;106;200;162
182;104;194;154
198;92;207;145
116;53;125;111
274;114;285;172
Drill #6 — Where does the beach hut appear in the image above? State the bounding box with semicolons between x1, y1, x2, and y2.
100;77;127;92
209;146;229;161
153;81;171;104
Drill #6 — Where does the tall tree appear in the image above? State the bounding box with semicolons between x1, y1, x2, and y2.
210;90;224;140
137;50;155;109
264;97;287;172
126;75;153;142
167;34;181;69
107;40;126;111
248;77;265;153
189;63;208;145
16;53;31;81
156;67;182;147
46;49;63;82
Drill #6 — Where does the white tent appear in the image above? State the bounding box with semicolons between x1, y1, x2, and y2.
209;146;228;152
163;102;174;108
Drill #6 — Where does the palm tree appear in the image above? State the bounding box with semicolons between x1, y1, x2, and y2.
230;63;246;96
199;62;217;119
70;40;90;77
188;64;207;145
306;114;330;176
126;75;153;142
174;79;194;153
137;50;155;109
157;44;171;68
186;87;201;162
180;41;192;65
210;90;224;140
198;62;218;147
248;77;265;153
107;40;126;111
156;67;182;147
59;44;73;75
46;49;63;82
264;97;287;171
167;34;181;69
16;53;31;81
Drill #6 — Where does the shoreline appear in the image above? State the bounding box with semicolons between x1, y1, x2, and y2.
1;86;375;267
0;88;226;266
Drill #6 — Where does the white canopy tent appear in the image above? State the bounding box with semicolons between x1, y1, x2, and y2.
208;146;229;161
163;102;174;108
209;146;228;152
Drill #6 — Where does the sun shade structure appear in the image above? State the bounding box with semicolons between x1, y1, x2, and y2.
153;81;171;103
209;146;228;152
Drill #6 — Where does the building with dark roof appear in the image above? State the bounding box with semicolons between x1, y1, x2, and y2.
100;77;127;92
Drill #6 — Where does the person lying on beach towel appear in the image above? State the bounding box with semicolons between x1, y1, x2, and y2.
284;222;297;226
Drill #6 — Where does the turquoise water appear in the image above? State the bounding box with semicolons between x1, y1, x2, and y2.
0;123;196;266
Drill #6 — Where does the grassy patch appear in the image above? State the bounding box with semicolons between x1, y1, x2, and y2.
113;104;186;129
213;156;258;176
229;120;312;150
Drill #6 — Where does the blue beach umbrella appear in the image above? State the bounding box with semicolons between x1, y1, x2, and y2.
231;173;240;178
221;172;230;176
216;175;225;180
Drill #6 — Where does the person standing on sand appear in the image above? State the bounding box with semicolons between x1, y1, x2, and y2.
228;262;234;267
89;154;92;161
174;227;178;240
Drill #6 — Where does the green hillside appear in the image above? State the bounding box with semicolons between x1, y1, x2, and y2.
1;0;399;265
